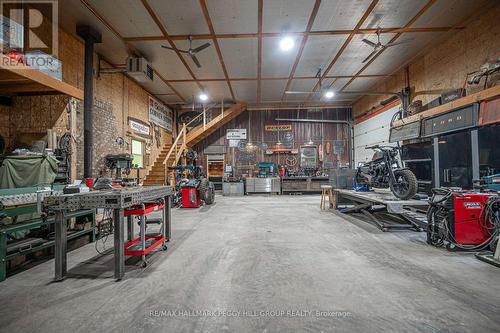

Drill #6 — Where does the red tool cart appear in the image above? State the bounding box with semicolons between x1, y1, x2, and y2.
124;201;169;267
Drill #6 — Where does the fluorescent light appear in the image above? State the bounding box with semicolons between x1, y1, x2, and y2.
199;93;208;101
279;36;294;51
324;90;335;99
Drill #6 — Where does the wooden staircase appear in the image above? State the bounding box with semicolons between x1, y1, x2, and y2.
185;102;246;146
143;142;183;185
143;102;246;185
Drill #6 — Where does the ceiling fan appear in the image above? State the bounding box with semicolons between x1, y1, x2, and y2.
162;36;211;68
361;28;411;63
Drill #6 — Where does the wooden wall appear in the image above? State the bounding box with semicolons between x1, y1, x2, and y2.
352;4;500;118
193;108;351;177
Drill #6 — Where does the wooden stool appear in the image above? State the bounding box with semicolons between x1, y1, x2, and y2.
320;185;335;210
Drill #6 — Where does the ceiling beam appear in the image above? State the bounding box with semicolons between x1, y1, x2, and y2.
280;0;322;101
140;0;204;93
123;26;462;42
262;98;353;103
340;0;437;91
199;0;235;101
153;69;187;103
306;0;379;99
257;0;263;102
79;0;186;103
164;74;392;83
247;104;352;111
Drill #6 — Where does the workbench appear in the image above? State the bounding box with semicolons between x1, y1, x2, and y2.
0;209;94;282
0;185;95;282
44;186;172;281
334;188;428;231
281;176;330;194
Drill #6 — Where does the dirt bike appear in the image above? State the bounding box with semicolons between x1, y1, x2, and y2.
356;145;417;200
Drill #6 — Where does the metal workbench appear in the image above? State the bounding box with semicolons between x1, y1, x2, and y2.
44;185;172;281
334;188;428;231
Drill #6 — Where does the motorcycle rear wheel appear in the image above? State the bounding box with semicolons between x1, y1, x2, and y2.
390;169;417;200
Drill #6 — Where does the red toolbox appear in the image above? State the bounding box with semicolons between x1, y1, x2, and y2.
123;202;167;265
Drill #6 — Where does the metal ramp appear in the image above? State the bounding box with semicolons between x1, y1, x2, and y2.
334;188;428;232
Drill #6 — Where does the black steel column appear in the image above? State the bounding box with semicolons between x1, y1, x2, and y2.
77;26;102;178
54;210;67;281
113;208;125;280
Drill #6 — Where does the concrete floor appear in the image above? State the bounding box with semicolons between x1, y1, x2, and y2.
1;195;499;333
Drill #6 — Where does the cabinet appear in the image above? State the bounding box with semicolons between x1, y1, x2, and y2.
245;178;280;194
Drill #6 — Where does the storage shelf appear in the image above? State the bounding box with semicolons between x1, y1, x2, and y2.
392;85;500;128
0;53;83;99
124;235;164;257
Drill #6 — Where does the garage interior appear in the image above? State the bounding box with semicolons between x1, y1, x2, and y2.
1;0;500;332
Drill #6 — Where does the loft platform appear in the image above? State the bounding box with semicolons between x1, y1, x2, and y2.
0;54;83;99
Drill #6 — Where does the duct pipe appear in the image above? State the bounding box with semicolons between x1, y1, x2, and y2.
77;25;102;178
275;118;350;125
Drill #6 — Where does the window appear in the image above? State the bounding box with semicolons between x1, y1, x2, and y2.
131;139;144;168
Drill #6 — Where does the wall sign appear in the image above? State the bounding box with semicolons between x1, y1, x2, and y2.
226;128;247;140
333;140;345;155
265;124;292;131
228;139;240;147
178;110;202;126
148;96;172;132
129;119;150;135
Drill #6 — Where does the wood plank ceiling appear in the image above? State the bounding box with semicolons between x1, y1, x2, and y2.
58;0;494;108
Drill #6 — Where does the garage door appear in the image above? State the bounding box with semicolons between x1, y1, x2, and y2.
353;104;400;166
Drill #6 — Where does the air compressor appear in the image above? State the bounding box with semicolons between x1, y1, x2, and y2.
426;188;500;251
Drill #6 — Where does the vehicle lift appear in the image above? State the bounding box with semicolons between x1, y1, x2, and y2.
476;244;500;268
333;188;428;232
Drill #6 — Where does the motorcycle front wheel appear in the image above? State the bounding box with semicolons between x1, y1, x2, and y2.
390;169;417;200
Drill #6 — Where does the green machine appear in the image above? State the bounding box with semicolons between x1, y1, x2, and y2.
0;185;95;282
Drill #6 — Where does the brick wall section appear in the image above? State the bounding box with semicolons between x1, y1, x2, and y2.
352;5;500;118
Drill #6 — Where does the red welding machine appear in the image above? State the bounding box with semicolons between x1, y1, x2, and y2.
427;189;499;250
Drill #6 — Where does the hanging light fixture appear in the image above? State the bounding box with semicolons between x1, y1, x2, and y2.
279;36;294;51
198;92;208;102
324;90;335;99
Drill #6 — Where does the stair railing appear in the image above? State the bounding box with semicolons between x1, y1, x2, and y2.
163;123;186;184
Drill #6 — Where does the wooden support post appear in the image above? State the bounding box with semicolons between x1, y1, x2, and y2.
203;107;206;130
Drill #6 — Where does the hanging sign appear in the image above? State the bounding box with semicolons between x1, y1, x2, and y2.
148;96;172;132
265;124;292;131
129;119;150;135
226;128;247;140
